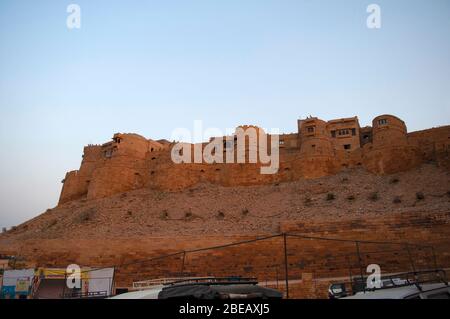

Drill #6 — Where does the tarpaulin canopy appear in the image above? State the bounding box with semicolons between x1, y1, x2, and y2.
37;268;90;280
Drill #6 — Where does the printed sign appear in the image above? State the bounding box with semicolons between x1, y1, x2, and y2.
15;278;30;293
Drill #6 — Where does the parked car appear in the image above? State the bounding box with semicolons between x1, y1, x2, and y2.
109;285;164;299
343;282;450;299
158;277;283;299
110;277;283;300
339;269;450;299
328;283;348;299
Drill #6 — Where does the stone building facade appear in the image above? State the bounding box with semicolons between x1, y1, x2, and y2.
59;114;450;204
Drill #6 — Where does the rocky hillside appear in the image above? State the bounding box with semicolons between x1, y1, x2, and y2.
1;163;449;242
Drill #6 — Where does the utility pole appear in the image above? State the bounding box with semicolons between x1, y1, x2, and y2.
283;233;289;299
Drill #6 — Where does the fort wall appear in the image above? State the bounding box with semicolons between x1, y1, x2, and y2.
2;211;448;298
408;126;450;169
58;115;450;204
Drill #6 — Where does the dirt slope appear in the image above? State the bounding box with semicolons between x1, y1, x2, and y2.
1;163;449;242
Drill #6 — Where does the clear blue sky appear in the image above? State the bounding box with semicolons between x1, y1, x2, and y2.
0;0;449;228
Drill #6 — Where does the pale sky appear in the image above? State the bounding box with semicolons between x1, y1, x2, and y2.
1;0;449;228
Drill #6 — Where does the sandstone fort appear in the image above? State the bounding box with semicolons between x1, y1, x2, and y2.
1;114;449;298
60;114;450;204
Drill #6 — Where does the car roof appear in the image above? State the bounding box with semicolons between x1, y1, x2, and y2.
343;283;449;299
158;283;283;299
109;285;164;299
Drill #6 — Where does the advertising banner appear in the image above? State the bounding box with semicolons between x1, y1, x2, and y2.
15;278;30;293
1;269;35;298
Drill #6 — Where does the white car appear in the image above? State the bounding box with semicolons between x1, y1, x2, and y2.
343;282;450;299
108;285;164;299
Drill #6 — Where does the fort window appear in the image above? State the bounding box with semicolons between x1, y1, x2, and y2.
338;129;350;136
104;150;113;158
351;128;356;136
344;144;351;150
363;135;369;140
331;131;336;138
152;157;156;160
378;119;388;125
279;140;285;145
312;144;316;148
307;127;315;133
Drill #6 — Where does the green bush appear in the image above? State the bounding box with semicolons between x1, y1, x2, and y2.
390;177;400;184
416;192;425;201
217;211;225;220
184;211;193;220
393;196;402;204
304;196;313;206
368;192;379;201
75;209;96;223
160;210;169;220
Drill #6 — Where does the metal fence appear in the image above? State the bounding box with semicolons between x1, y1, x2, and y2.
82;232;441;298
2;232;444;299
